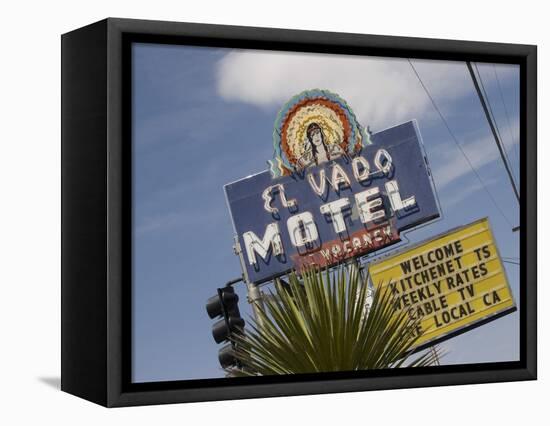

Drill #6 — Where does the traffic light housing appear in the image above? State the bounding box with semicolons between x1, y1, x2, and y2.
206;286;245;368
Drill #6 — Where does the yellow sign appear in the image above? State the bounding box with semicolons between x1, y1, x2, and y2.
368;218;516;349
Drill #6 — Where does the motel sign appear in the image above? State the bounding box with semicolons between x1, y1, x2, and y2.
225;119;440;284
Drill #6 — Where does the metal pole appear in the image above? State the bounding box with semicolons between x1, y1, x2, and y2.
245;282;265;329
466;61;520;203
233;236;265;329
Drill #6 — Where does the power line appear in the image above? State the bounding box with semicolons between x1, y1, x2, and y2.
473;63;518;186
493;64;520;179
407;59;514;229
466;62;520;203
501;256;520;265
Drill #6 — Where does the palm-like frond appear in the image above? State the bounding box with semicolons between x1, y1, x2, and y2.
229;266;442;376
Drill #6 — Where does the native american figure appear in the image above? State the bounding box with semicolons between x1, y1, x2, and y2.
269;89;370;178
297;123;344;168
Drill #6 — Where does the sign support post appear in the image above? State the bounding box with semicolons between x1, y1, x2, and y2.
245;282;265;330
233;236;265;330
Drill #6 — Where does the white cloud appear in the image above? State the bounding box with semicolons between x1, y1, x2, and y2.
442;176;500;209
428;119;520;212
216;50;474;130
216;50;520;195
431;135;499;189
431;112;519;191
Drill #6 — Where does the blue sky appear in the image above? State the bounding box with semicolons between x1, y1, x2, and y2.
132;43;520;383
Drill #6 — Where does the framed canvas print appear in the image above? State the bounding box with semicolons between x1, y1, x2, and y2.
61;18;537;407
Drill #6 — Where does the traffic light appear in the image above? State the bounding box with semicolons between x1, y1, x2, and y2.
206;286;245;368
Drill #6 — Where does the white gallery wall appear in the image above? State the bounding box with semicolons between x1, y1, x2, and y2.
0;0;546;424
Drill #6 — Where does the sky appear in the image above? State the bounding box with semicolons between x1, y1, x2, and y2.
132;43;521;383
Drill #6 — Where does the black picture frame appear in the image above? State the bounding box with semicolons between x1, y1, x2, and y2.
61;17;537;407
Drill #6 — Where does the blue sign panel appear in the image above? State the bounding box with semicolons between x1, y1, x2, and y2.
225;121;439;284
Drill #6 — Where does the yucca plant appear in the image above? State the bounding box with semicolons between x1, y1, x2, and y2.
228;266;441;376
